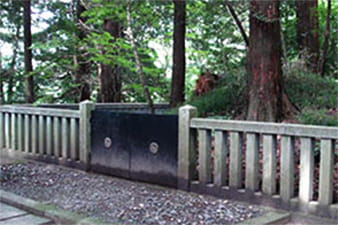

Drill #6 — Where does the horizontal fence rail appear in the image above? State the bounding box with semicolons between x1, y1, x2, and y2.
0;101;94;169
178;105;338;219
0;106;80;118
190;118;338;139
26;103;170;113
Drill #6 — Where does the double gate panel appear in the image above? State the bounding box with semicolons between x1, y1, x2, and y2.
91;110;178;187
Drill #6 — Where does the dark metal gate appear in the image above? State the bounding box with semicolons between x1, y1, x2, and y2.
91;110;178;187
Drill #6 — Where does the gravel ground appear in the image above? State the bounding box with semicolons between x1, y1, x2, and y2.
0;161;264;225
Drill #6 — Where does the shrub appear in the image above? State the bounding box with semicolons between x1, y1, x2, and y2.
298;108;338;127
284;69;338;109
187;71;246;117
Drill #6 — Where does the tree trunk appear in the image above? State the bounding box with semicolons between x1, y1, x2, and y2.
98;19;122;103
318;0;331;76
296;0;319;73
74;0;91;102
7;47;18;104
170;0;186;107
247;0;295;122
23;0;34;103
0;52;3;104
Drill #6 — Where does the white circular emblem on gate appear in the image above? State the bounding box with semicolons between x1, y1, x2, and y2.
149;142;159;154
104;137;112;149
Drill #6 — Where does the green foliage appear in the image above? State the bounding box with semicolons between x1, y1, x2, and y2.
0;0;336;128
284;68;338;109
298;108;338;126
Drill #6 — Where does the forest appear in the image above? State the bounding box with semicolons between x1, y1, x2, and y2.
0;0;337;125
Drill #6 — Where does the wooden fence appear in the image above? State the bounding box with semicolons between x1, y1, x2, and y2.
0;101;168;169
0;101;93;169
177;105;338;219
1;102;337;218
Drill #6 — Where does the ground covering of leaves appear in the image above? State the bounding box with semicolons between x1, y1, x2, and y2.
0;161;263;225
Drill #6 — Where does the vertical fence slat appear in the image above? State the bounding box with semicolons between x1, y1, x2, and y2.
262;134;277;195
70;118;78;160
62;117;69;159
46;116;52;156
5;113;10;149
17;114;24;151
214;130;227;186
11;113;16;150
38;115;45;154
24;114;30;153
53;117;61;157
198;129;212;184
245;133;260;191
0;112;3;149
31;115;38;154
229;132;242;188
280;135;295;201
299;138;314;203
319;139;334;205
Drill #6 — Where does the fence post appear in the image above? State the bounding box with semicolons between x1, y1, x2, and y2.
178;105;197;190
0;112;3;150
79;100;94;169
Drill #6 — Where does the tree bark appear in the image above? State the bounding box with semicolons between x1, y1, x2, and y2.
318;0;331;76
0;52;4;104
74;0;91;102
23;0;34;103
170;0;186;107
247;0;295;122
7;47;18;104
296;0;319;73
98;19;122;103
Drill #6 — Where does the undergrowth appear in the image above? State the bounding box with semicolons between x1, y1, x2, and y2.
184;68;337;126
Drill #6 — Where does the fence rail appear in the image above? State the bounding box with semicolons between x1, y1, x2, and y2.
29;103;170;113
178;105;338;219
0;106;80;118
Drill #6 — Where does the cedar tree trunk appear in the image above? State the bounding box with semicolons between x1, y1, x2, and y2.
99;19;122;103
296;0;319;73
0;52;3;104
74;0;91;101
170;0;186;107
23;0;34;103
247;0;294;122
318;0;331;76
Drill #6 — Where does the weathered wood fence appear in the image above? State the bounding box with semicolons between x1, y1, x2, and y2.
177;105;338;219
1;102;337;218
0;101;168;168
0;101;93;168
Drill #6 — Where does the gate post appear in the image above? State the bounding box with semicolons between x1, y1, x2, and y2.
79;100;95;169
178;105;197;190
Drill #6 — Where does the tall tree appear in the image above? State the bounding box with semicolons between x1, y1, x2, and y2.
0;52;3;104
296;0;319;73
98;19;122;102
170;0;186;107
247;0;294;122
74;0;91;101
23;0;34;103
318;0;331;76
